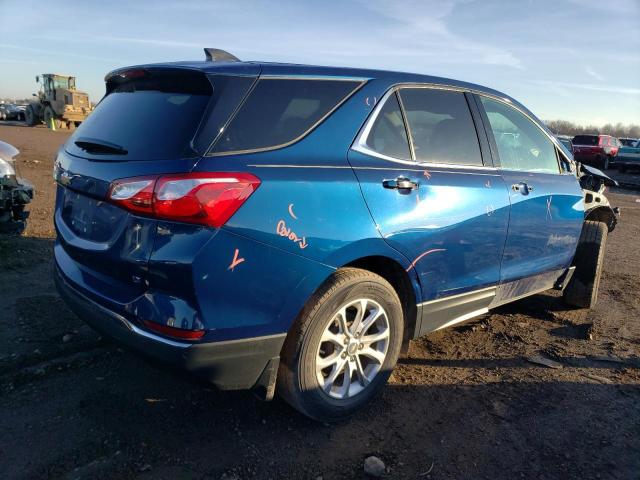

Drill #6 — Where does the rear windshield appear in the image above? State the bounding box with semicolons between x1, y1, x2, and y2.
572;135;599;146
65;70;212;161
209;78;362;155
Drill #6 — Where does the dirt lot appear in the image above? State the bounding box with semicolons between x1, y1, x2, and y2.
0;124;639;480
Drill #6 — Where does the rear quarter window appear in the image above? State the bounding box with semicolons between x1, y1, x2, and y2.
208;78;362;155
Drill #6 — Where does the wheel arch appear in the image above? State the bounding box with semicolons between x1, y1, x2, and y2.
275;225;425;365
585;206;617;232
344;255;420;356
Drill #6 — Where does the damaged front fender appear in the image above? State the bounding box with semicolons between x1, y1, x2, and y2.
578;163;619;232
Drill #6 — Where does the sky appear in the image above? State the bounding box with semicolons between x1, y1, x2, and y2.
0;0;638;126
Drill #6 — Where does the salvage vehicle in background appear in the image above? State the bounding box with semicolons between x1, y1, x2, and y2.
556;135;574;156
618;138;638;147
0;104;26;121
53;49;619;421
0;141;34;233
616;139;640;173
25;74;93;130
572;134;619;170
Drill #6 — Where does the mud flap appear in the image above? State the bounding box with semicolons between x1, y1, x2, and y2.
252;356;280;401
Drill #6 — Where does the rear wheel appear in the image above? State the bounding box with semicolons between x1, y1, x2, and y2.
277;268;403;422
43;106;63;130
563;220;608;309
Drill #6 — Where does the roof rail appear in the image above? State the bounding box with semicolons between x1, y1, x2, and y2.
204;48;240;62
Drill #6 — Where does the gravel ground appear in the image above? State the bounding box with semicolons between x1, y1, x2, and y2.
0;123;638;480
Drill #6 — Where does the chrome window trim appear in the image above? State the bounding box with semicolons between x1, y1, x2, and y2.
205;77;367;157
247;163;501;176
351;83;497;171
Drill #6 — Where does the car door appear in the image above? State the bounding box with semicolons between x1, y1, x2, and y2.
475;94;584;294
349;86;511;333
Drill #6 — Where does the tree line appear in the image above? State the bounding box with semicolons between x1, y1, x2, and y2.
545;119;640;139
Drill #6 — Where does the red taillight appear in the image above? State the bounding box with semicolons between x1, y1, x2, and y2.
142;320;205;341
108;177;156;214
107;172;260;227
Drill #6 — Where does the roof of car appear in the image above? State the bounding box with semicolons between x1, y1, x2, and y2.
106;60;511;101
105;58;559;142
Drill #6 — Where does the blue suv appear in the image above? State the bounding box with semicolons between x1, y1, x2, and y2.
54;49;617;421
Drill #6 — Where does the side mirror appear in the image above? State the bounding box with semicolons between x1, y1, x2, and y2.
32;93;37;97
35;75;39;83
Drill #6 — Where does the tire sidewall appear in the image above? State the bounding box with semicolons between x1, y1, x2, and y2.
296;278;403;420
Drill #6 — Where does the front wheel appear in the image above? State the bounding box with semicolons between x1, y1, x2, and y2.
277;268;404;422
24;106;38;126
563;220;608;309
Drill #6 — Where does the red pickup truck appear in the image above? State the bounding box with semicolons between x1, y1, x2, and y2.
572;134;619;170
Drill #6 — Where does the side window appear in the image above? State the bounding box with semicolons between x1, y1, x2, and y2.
365;92;411;160
480;96;559;174
210;78;362;154
398;88;483;166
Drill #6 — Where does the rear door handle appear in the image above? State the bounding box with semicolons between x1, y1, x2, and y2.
383;176;419;191
511;182;534;195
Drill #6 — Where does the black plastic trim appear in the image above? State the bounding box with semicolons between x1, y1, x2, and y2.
55;264;286;391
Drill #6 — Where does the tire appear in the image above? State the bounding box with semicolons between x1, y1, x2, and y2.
563;220;608;309
597;156;607;170
277;268;404;422
44;106;63;130
25;106;38;126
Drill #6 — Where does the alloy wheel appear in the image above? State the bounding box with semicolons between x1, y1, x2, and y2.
315;298;390;399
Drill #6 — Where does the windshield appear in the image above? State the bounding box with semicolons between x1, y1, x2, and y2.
53;77;70;89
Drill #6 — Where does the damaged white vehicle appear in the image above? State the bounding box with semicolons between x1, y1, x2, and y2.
0;141;34;233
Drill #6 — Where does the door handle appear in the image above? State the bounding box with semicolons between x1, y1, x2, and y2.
383;176;419;191
511;182;534;195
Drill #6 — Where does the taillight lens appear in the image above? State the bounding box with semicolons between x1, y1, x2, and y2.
107;172;260;227
108;177;155;214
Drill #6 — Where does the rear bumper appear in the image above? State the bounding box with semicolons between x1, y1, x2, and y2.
54;264;285;391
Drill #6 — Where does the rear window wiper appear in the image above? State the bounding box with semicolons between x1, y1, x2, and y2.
74;138;128;155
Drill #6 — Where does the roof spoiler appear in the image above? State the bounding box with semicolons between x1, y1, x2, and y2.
204;48;240;62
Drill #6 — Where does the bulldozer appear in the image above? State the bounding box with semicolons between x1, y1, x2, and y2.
25;74;93;130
